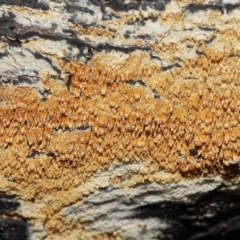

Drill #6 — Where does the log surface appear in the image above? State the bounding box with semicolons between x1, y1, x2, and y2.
0;0;240;239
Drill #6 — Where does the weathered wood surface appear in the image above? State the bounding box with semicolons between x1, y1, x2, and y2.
1;0;240;239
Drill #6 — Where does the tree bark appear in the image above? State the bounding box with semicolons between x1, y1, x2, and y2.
1;0;240;239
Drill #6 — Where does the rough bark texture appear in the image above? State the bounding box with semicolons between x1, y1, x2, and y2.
1;0;240;239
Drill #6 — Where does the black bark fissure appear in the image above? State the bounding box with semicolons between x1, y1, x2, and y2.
0;194;28;240
135;190;240;240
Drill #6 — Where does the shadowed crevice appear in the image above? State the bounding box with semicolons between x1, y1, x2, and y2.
135;190;240;240
0;217;28;240
186;3;240;14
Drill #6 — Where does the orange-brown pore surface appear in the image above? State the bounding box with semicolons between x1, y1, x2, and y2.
1;52;240;180
0;49;240;232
